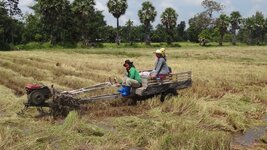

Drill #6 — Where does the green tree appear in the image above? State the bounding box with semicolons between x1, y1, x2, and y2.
201;0;223;18
254;12;266;44
102;25;116;42
244;12;265;45
3;0;21;17
72;0;96;45
177;21;186;41
187;12;211;42
125;19;134;45
0;1;10;49
230;11;242;45
198;29;212;46
132;25;146;43
38;0;73;45
87;11;106;44
161;7;178;44
0;0;24;49
138;1;157;45
243;17;255;45
151;24;167;42
188;0;223;43
22;14;45;43
201;0;224;31
215;14;229;46
107;0;128;45
3;0;22;44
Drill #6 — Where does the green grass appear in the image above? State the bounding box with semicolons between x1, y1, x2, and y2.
14;41;256;51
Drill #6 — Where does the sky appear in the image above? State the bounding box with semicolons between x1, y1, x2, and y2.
19;0;267;27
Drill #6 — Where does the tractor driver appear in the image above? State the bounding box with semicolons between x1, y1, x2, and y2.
118;60;142;96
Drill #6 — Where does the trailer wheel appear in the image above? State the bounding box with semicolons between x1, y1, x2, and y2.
160;89;178;102
127;98;137;106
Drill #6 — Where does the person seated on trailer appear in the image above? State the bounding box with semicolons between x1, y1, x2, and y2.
118;60;142;96
160;48;172;73
150;48;170;80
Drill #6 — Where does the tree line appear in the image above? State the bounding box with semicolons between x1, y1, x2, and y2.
0;0;267;50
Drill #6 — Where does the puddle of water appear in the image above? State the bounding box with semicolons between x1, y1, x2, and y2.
233;126;266;147
232;115;267;147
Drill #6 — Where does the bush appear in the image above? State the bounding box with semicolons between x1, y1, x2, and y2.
16;42;42;50
0;42;11;51
16;42;78;50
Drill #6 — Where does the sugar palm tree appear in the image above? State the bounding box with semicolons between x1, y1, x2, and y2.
216;14;229;46
161;7;178;44
138;1;157;45
107;0;128;45
230;11;242;45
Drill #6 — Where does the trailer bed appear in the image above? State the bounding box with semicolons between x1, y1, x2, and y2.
136;71;192;96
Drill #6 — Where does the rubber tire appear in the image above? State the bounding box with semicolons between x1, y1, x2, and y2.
28;90;45;105
160;89;178;102
127;98;137;106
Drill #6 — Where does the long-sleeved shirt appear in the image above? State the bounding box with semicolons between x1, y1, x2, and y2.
153;57;170;75
128;67;142;84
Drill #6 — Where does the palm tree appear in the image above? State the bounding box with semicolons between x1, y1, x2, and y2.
216;14;229;46
161;7;178;44
244;12;265;45
243;17;255;45
107;0;128;45
125;19;133;45
230;11;242;45
138;1;157;45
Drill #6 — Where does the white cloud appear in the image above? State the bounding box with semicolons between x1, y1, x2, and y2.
222;0;231;6
95;0;108;11
18;0;34;15
180;0;203;6
19;0;34;7
220;0;236;14
159;0;173;8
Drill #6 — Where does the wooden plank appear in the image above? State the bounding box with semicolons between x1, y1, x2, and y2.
147;79;173;83
148;81;174;86
141;71;192;87
147;81;172;86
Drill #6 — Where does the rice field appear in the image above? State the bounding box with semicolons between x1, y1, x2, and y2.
0;46;266;150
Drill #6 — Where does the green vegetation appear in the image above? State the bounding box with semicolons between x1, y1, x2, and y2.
0;0;267;149
107;0;128;45
138;1;157;45
0;46;266;149
1;0;267;50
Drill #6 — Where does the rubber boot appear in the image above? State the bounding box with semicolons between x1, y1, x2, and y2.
122;86;131;97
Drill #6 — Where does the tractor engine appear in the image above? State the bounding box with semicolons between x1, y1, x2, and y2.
25;84;52;107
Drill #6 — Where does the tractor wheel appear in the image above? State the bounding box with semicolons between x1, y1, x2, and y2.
28;90;45;106
160;89;178;102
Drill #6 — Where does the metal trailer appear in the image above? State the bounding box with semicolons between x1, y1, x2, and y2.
21;71;192;116
71;71;192;104
134;71;192;102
